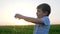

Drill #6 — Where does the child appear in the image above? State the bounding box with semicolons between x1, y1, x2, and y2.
15;3;51;34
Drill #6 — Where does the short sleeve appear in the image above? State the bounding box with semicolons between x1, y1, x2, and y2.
41;16;50;25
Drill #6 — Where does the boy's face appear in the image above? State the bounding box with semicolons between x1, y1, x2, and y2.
36;9;45;18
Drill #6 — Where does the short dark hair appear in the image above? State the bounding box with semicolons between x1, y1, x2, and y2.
37;3;51;16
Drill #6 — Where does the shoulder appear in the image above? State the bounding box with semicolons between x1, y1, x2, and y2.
41;16;49;21
41;16;50;25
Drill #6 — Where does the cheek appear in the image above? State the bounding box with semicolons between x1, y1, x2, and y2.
37;12;39;15
36;12;43;15
38;13;42;15
39;13;42;15
37;13;42;16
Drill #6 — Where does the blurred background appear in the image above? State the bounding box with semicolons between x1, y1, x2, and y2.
0;0;60;26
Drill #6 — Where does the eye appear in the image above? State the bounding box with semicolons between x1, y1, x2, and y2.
38;11;41;13
37;9;42;13
37;10;40;12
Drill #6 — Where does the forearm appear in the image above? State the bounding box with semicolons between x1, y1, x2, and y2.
22;16;38;23
22;16;44;24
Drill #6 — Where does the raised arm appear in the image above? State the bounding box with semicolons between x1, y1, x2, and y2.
15;14;45;25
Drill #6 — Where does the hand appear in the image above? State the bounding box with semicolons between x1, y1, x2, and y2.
14;14;23;19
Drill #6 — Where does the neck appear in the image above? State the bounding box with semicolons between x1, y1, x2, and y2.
37;15;48;18
37;16;43;18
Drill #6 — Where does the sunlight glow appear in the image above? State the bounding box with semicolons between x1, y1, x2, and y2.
0;0;60;25
4;2;36;25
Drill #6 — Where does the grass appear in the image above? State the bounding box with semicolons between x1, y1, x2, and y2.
49;25;60;34
0;25;60;34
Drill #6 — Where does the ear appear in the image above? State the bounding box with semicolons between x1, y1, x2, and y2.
44;11;48;15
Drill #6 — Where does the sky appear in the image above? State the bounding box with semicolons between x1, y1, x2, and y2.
0;0;60;25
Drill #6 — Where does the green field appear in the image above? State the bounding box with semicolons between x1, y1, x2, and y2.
0;25;60;34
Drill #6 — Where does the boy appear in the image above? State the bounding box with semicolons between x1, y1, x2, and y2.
15;3;51;34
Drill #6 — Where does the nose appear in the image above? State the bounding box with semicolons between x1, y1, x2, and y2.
36;12;38;14
36;13;37;15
